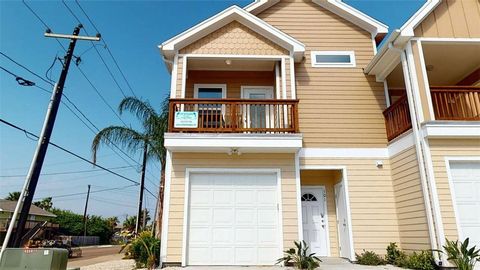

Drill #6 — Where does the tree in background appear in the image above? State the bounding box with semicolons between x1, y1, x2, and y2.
91;96;168;235
33;197;53;211
4;191;20;201
123;216;137;232
51;208;114;244
106;216;119;230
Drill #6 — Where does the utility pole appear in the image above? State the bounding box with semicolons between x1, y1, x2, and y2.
83;185;91;238
142;207;147;229
0;25;100;254
135;144;148;234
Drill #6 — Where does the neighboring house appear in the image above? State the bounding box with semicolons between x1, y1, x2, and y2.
158;0;479;267
0;199;58;243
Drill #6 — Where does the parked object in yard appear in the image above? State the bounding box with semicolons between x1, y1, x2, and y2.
0;248;68;270
27;239;82;258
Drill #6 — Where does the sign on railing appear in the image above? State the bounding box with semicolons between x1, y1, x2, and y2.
174;112;198;128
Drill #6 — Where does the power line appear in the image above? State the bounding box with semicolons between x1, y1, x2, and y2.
0;118;139;186
1;52;54;86
74;0;137;97
0;166;132;178
40;184;137;199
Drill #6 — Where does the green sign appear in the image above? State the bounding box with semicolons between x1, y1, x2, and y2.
174;112;198;128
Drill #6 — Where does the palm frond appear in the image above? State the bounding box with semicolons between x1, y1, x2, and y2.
119;97;158;130
91;126;146;163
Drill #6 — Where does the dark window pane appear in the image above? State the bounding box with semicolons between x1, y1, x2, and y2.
198;88;223;98
316;54;351;63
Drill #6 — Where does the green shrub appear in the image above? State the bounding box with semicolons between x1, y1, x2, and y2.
122;231;160;269
277;241;322;270
356;250;387;265
386;242;406;265
404;251;436;270
442;238;480;270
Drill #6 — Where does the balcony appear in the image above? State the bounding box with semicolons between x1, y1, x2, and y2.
383;87;480;141
168;98;299;133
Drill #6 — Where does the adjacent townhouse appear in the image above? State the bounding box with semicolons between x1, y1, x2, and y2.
158;0;479;267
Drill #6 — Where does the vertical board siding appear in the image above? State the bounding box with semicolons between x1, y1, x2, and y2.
185;70;276;98
390;146;431;251
166;153;297;263
257;0;388;148
300;170;341;256
414;0;480;38
300;158;400;255
179;21;289;55
429;139;480;240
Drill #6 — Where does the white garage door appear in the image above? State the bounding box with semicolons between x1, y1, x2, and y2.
450;162;480;249
187;172;280;265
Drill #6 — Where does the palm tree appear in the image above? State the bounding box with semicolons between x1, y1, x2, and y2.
91;96;168;235
5;191;21;201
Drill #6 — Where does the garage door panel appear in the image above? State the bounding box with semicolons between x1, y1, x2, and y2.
451;162;480;249
187;172;279;265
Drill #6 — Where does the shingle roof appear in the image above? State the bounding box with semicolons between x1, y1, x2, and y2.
0;199;57;218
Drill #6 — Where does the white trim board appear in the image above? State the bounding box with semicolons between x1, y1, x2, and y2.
181;168;284;266
160;150;173;267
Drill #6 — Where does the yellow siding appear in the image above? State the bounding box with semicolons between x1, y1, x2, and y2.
179;21;289;55
185;70;275;98
301;170;341;256
414;0;480;38
284;57;291;99
175;56;184;98
166;153;297;263
390;146;431;251
258;0;388;148
300;157;400;255
429;138;480;240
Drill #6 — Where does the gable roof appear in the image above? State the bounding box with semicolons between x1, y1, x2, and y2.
245;0;388;41
160;5;305;62
0;199;56;218
398;0;441;36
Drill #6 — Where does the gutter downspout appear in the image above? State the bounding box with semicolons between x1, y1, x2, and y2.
396;45;444;266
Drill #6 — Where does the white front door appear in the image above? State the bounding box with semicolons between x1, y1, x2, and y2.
241;87;274;129
301;187;328;256
450;161;480;250
187;172;280;265
335;182;353;259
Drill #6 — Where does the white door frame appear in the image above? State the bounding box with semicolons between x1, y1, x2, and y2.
182;168;284;266
301;185;331;256
299;165;355;261
444;157;480;242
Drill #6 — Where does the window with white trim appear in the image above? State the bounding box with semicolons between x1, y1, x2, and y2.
311;51;356;67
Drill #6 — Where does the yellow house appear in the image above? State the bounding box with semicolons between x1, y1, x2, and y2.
158;0;479;267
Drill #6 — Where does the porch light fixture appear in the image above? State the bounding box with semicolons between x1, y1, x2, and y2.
228;147;241;156
225;59;232;65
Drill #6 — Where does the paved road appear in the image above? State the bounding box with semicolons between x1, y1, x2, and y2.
67;245;124;269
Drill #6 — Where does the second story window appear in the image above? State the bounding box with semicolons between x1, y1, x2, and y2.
194;84;226;99
311;51;356;68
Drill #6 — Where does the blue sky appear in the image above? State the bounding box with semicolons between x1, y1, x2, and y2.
0;0;424;221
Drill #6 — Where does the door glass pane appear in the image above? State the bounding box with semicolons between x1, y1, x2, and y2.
249;93;266;99
197;88;223;128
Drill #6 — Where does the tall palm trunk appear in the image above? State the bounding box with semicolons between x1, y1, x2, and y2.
135;143;148;234
155;160;166;238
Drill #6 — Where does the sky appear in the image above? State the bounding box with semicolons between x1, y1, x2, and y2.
0;0;425;221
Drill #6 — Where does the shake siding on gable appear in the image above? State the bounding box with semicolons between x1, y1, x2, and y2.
179;21;289;55
166;153;298;262
257;0;388;148
390;146;431;251
414;0;480;38
429;139;480;240
301;157;401;254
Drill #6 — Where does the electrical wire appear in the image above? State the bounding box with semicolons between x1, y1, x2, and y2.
0;166;132;178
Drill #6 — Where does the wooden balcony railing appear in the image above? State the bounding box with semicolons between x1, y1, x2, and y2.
430;86;480;120
383;95;412;141
168;98;299;133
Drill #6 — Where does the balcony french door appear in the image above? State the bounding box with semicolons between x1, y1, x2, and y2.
242;87;274;129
